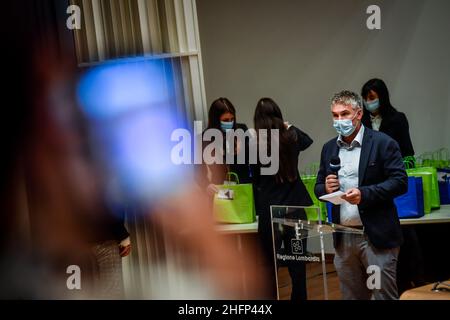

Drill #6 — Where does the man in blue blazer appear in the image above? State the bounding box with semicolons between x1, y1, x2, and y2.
315;90;408;300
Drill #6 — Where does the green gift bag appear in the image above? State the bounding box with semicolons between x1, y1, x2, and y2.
417;149;450;169
438;148;450;169
419;152;437;168
304;206;325;222
407;166;440;211
301;163;327;221
213;172;256;224
301;175;327;221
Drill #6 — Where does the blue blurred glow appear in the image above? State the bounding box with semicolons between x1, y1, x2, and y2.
77;58;190;205
77;58;170;119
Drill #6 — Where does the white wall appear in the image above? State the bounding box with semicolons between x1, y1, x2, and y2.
446;90;450;151
196;0;450;168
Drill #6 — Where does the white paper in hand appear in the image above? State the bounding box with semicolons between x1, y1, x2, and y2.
319;191;347;205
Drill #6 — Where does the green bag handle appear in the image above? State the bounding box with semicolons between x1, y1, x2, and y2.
302;162;320;177
414;154;423;167
416;152;433;168
301;164;310;176
430;152;438;167
432;150;441;163
419;152;433;163
310;162;320;175
404;161;414;169
422;152;433;160
403;156;416;169
226;172;240;184
439;148;449;161
299;167;307;177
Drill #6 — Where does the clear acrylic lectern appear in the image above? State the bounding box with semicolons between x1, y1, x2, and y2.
271;205;364;300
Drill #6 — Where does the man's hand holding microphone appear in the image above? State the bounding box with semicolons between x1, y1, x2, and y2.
325;156;361;205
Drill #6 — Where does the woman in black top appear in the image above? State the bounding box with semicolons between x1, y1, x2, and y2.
361;78;414;157
196;98;253;198
361;78;424;294
253;98;313;300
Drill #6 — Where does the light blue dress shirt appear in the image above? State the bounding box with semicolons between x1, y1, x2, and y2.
337;125;365;227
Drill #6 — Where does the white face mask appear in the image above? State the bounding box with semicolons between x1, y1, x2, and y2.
333;111;359;137
364;99;380;113
220;120;234;132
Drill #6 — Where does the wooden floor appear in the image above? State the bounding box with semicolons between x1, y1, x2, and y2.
220;233;343;299
278;260;342;300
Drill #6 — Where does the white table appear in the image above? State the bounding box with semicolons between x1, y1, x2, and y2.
400;205;450;225
216;205;450;233
216;220;258;234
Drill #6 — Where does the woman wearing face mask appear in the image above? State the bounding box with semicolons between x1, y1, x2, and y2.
362;79;424;295
196;97;253;197
253;98;313;300
361;78;414;157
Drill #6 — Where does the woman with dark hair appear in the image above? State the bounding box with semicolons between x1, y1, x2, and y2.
196;97;252;197
361;78;414;157
362;79;424;294
253;98;313;300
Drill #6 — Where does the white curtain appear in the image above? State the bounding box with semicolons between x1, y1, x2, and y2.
71;0;209;298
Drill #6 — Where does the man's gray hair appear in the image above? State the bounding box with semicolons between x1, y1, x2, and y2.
331;90;363;110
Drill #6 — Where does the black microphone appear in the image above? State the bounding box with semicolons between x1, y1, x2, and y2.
329;156;341;174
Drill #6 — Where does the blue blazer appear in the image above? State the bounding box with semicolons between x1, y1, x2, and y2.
314;127;408;249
